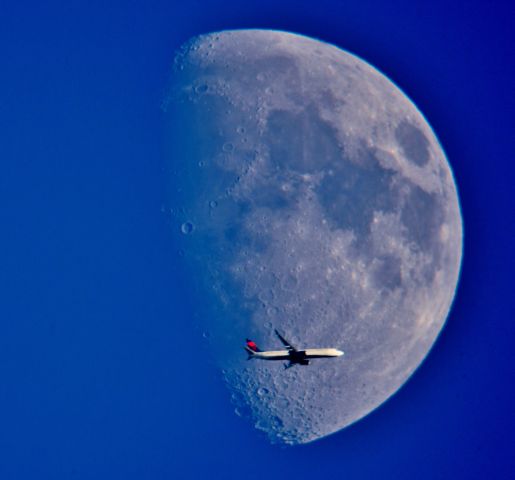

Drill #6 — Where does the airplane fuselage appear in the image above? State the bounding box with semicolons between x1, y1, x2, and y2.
246;347;343;361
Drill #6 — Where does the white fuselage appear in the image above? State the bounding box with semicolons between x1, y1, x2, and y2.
252;348;344;360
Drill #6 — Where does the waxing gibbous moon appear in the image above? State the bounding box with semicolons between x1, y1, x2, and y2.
164;30;463;444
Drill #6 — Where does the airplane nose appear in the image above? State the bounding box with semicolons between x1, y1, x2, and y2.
337;350;344;356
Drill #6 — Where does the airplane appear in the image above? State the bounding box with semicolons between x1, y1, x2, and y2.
244;329;344;369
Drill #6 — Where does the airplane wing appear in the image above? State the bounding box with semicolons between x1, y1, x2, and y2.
274;329;297;352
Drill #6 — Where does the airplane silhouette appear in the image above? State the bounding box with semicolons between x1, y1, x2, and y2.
245;329;343;369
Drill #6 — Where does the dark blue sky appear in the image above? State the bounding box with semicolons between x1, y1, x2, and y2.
1;1;513;478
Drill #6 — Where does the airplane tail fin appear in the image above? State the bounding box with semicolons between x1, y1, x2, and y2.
245;339;261;359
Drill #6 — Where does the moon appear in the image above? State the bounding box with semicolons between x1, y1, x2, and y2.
164;30;463;444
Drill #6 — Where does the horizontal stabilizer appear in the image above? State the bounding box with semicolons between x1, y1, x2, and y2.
244;346;257;360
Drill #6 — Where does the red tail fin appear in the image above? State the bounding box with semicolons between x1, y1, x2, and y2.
246;339;261;352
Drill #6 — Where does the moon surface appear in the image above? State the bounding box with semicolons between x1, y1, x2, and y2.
164;30;463;444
